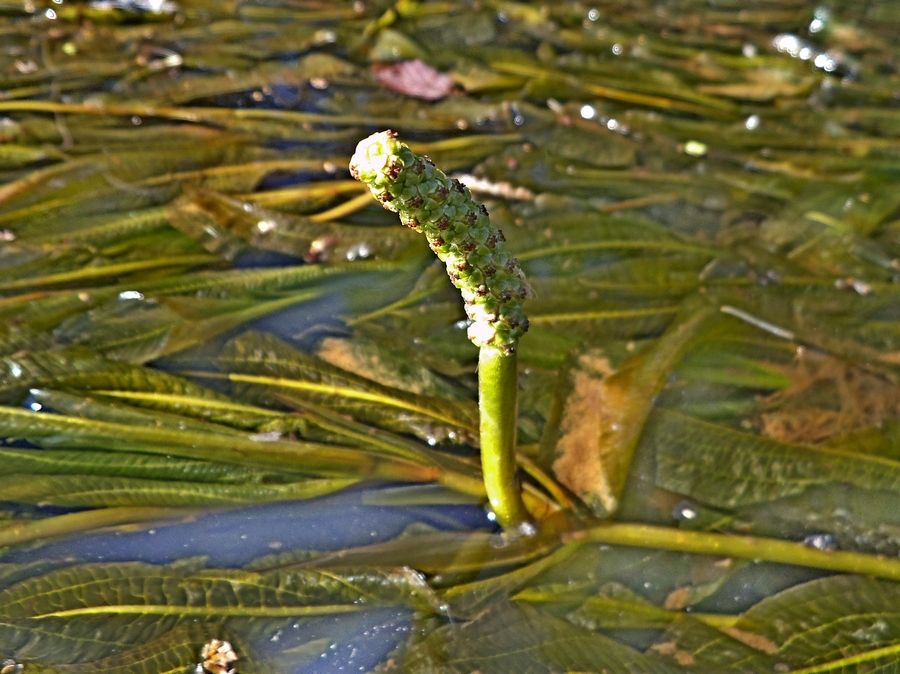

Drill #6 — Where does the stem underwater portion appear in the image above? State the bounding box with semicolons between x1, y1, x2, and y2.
479;347;532;531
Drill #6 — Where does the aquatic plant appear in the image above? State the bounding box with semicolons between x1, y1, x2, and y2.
2;0;900;671
350;130;532;531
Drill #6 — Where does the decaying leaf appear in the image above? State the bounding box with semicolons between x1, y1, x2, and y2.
371;59;454;101
546;301;715;516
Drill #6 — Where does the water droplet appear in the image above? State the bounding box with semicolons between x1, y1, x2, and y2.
673;502;697;521
803;533;838;551
118;290;144;301
683;140;707;157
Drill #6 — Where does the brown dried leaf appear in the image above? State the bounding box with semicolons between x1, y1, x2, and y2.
759;349;900;444
371;60;454;101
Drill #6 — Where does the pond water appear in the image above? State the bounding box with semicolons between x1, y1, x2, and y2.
1;0;900;672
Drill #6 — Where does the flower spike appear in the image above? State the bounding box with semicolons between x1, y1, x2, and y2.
350;130;529;355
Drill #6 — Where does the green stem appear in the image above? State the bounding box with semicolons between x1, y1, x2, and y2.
572;521;900;581
479;347;531;531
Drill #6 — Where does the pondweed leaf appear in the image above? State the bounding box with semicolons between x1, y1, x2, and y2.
734;575;900;668
440;542;580;619
29;388;256;437
652;576;900;672
0;405;376;477
52;290;322;363
175;186;422;263
653;408;900;508
316;332;474;402
0;473;360;507
399;601;673;674
42;623;269;674
543;298;715;516
568;582;691;631
0;446;273;483
2;0;900;670
0;347;236;407
215;330;479;445
0;561;443;619
0;561;438;667
650;616;785;672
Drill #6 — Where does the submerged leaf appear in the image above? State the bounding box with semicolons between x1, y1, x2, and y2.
400;601;670;673
217;330;479;445
653;408;900;508
544;298;715;516
0;473;358;507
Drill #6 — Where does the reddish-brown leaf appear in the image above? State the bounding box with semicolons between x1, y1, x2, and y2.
371;60;454;101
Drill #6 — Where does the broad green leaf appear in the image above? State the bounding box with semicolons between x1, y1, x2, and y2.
399;601;672;673
0;561;442;620
315;333;473;402
29;389;250;437
568;582;683;630
736;575;900;669
0;613;200;667
0;348;239;412
653;576;900;672
652;408;900;508
19;208;171;247
649;616;784;672
0;507;196;550
49;624;269;674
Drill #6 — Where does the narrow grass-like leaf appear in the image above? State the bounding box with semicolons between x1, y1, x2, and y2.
0;447;274;483
0;406;383;477
213;330;479;444
55;290;322;363
1;474;359;507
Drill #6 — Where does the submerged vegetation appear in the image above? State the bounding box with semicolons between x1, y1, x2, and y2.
0;0;900;671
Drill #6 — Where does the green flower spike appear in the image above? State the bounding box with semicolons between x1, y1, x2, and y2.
351;130;533;532
349;130;530;356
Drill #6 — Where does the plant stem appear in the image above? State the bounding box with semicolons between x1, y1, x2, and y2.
570;521;900;581
479;347;531;531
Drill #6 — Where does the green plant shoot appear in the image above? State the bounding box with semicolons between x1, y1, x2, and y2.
350;130;532;531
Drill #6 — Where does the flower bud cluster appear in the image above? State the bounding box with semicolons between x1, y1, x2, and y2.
350;130;529;354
